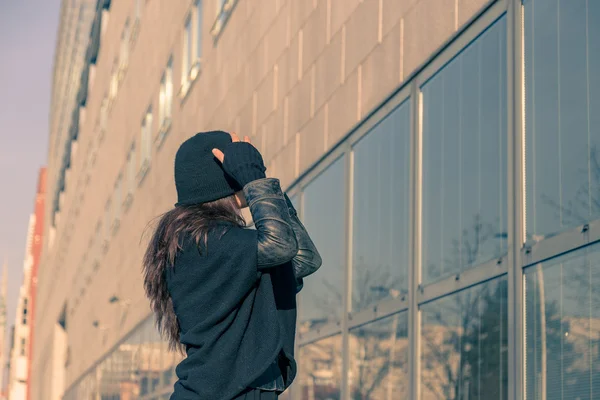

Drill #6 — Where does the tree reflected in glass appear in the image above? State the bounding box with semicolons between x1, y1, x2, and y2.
297;335;343;400
524;0;600;241
349;313;409;400
524;243;600;399
352;100;411;312
300;157;346;330
421;278;508;400
421;16;508;284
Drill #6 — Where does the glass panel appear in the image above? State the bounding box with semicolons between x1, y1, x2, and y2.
185;19;192;73
348;312;409;399
131;322;145;398
421;17;508;284
162;350;180;388
297;335;343;400
98;356;113;399
165;59;173;120
524;242;600;399
352;100;411;311
299;157;346;330
159;77;166;125
139;319;153;397
524;0;600;240
119;332;139;400
289;194;299;211
148;319;163;394
421;277;508;399
127;143;136;196
114;174;122;221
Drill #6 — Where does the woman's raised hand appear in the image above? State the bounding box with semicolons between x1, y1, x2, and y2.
212;132;251;163
211;132;266;188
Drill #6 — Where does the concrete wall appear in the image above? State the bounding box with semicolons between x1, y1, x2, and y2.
31;0;492;397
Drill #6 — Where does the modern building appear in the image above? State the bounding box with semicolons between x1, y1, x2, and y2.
6;169;47;400
31;0;600;399
7;215;34;400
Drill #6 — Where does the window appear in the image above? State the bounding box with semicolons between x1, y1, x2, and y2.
20;338;26;356
349;313;409;399
22;297;28;326
352;100;411;312
421;17;507;284
109;58;119;101
182;17;193;88
421;277;508;399
140;107;153;176
101;9;110;36
104;200;112;244
126;143;136;200
297;335;343;398
181;2;203;94
524;242;600;399
99;96;109;136
130;0;142;45
300;157;346;329
212;0;235;39
94;222;102;260
119;19;130;71
524;0;600;241
158;57;173;143
135;0;142;20
196;1;204;61
114;174;122;226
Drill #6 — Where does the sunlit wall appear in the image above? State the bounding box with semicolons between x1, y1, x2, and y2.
34;0;600;399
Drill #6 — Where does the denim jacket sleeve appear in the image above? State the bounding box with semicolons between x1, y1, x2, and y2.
243;178;299;269
284;194;322;287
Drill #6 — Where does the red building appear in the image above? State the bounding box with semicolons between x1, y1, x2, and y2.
26;168;46;400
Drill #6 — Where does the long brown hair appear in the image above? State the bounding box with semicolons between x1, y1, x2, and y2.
142;195;245;353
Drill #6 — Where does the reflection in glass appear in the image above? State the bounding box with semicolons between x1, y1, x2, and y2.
349;313;409;399
300;157;346;330
421;278;508;399
524;0;600;240
352;101;411;311
524;243;600;399
289;194;299;211
297;335;343;400
61;316;184;399
421;17;508;284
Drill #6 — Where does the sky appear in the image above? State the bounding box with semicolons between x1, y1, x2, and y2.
0;0;62;346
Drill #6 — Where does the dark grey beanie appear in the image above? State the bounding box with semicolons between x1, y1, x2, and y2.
174;131;241;206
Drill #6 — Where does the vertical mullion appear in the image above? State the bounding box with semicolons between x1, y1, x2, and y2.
341;144;353;400
291;190;304;400
408;80;422;400
507;0;526;399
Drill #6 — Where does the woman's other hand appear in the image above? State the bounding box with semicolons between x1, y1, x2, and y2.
212;132;267;189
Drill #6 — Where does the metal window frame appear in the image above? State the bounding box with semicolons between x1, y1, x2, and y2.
65;0;600;398
522;220;600;268
287;1;521;399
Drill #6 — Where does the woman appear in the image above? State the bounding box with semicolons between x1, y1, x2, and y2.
142;131;321;399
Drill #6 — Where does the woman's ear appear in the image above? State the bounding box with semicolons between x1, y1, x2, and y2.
234;191;248;209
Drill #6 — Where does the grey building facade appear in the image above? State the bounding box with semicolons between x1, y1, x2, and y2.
32;0;600;399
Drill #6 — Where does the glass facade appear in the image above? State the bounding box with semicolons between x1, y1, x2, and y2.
352;101;411;311
524;244;600;400
63;1;600;398
421;18;507;284
421;278;508;400
300;157;347;330
524;0;600;241
63;317;182;400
